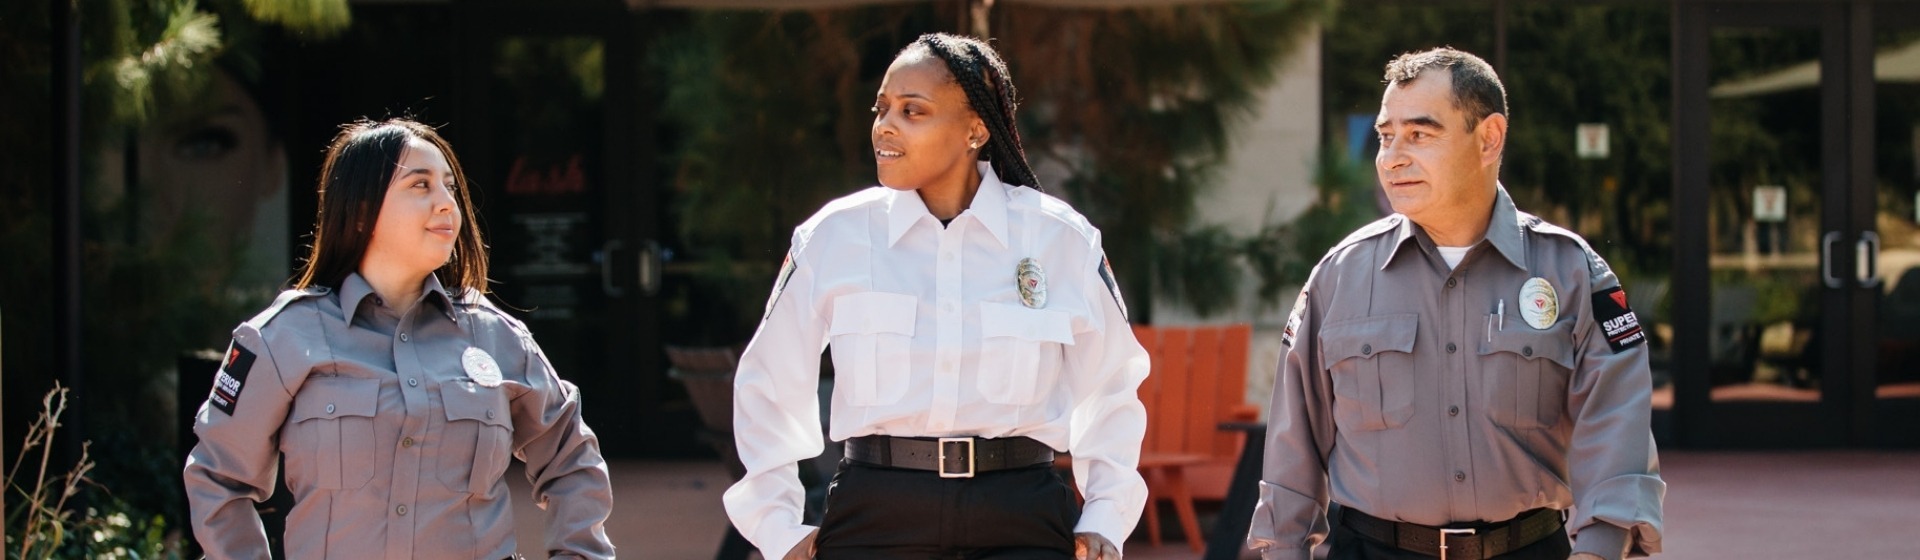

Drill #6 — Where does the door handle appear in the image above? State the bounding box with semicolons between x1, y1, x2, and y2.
636;240;663;297
1857;231;1881;288
1821;231;1843;289
599;239;625;297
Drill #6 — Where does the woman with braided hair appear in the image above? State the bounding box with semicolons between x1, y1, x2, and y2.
723;33;1149;560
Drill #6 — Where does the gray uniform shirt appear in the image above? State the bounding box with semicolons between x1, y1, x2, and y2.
1250;187;1665;560
184;273;615;560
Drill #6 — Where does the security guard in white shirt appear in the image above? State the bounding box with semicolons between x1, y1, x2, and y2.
723;33;1150;560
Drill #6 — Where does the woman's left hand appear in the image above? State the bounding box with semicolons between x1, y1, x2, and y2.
1074;532;1119;560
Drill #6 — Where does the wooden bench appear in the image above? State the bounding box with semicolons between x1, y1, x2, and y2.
1132;323;1258;551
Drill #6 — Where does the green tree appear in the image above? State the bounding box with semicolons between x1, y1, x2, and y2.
653;1;1332;338
2;1;348;555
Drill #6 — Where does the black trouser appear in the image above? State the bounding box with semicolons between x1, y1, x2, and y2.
813;459;1080;559
1327;521;1571;560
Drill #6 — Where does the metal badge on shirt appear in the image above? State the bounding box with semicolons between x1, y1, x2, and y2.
1592;286;1646;353
1017;257;1048;309
208;340;256;415
1519;277;1559;329
1282;289;1308;347
463;346;504;387
1096;254;1127;320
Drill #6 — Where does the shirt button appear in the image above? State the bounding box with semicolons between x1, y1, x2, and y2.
408;378;419;387
1454;471;1467;482
1361;344;1372;355
1445;277;1457;288
1449;405;1460;417
325;403;335;414
943;302;957;314
1446;343;1457;354
396;505;408;516
1523;346;1534;357
942;252;956;262
399;332;410;343
402;436;415;448
485;410;496;420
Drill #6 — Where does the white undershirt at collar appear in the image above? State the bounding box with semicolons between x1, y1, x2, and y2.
1438;246;1471;269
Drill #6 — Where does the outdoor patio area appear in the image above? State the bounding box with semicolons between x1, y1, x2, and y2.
505;450;1920;559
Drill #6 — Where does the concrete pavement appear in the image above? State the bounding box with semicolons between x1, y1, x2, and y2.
506;451;1920;559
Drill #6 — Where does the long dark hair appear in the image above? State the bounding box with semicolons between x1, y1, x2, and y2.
907;33;1042;191
291;119;489;296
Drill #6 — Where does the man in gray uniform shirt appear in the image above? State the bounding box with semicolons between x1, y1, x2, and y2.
1250;48;1664;560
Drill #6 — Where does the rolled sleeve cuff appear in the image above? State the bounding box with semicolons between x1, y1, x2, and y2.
1571;522;1629;560
1573;474;1666;557
1073;500;1134;554
1257;546;1314;560
752;523;817;560
1247;480;1327;559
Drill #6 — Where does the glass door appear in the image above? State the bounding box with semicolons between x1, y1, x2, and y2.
457;5;665;456
1677;1;1919;448
1865;8;1920;447
1674;2;1851;446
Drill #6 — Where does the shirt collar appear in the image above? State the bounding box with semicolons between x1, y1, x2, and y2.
340;271;457;323
1382;183;1528;271
885;162;1013;249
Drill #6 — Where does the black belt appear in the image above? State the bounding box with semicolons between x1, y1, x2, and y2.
1341;506;1564;560
844;435;1054;478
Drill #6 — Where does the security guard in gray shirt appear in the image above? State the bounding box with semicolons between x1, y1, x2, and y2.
1250;49;1664;560
184;119;615;560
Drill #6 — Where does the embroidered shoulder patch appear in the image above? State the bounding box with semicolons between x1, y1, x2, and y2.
1097;254;1129;321
1282;289;1308;347
208;340;256;415
764;251;798;320
1592;286;1645;353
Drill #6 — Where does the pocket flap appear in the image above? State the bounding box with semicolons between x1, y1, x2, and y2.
828;292;918;337
1480;326;1576;370
290;377;381;422
1319;313;1418;364
442;380;511;427
979;302;1076;345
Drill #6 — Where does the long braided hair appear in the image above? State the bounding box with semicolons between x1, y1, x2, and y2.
908;33;1043;191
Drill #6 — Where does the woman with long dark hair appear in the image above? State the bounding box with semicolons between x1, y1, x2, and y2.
725;34;1149;560
184;118;615;560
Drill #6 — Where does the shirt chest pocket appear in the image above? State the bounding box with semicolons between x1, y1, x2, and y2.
976;302;1076;406
1477;323;1577;430
829;292;918;407
1320;314;1418;432
434;380;514;494
287;376;381;490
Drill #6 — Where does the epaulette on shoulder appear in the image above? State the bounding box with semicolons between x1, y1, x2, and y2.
244;286;330;330
793;186;890;246
1331;215;1403;254
1012;187;1100;245
1521;212;1612;280
461;293;534;338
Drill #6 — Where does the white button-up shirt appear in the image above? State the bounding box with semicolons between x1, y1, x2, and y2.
723;163;1151;557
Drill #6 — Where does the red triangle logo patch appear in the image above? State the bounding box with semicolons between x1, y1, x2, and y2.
1611;291;1629;308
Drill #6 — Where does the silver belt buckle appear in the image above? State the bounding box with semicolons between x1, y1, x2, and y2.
1437;528;1476;560
937;437;975;478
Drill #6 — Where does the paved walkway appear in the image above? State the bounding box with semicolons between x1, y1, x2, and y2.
506;451;1920;559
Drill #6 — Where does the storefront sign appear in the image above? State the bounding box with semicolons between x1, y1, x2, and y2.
1577;123;1609;159
1753;185;1787;223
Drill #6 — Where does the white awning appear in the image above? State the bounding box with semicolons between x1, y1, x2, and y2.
1710;40;1920;98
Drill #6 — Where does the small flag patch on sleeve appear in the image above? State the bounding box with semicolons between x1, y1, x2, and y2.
208;340;256;415
1097;254;1128;321
1282;289;1308;347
